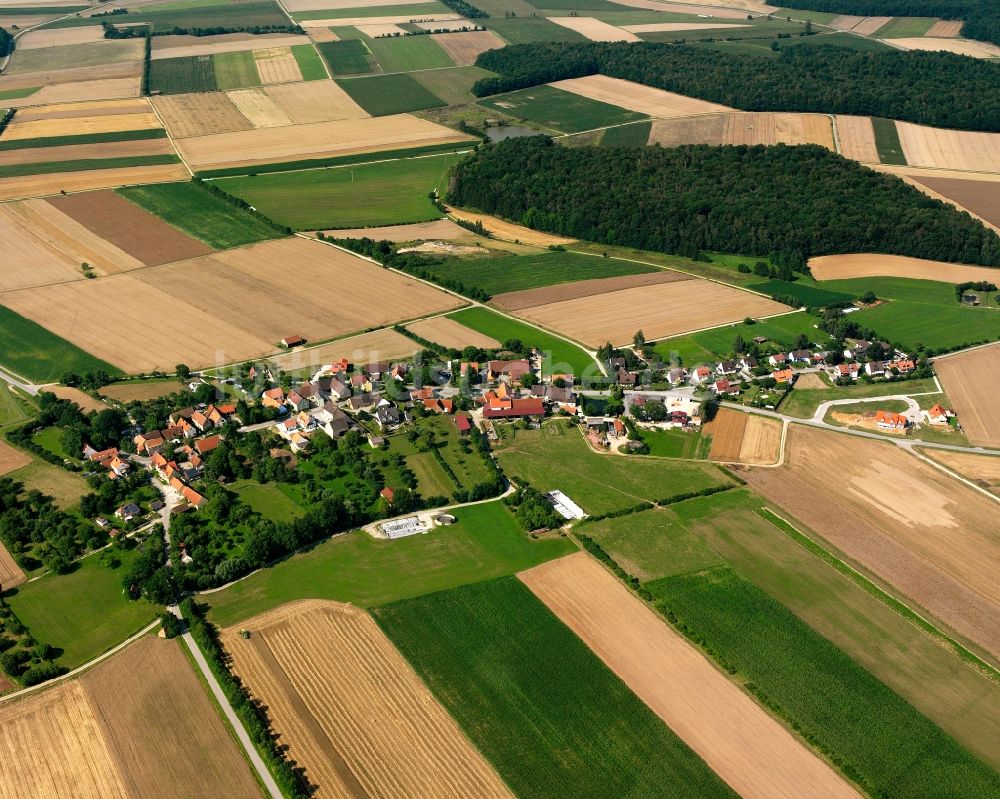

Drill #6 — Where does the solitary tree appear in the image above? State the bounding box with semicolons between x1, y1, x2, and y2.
633;330;646;351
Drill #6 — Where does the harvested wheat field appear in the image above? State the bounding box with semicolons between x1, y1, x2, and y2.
45;385;106;412
17;26;105;50
0;536;25;591
356;23;407;36
705;407;747;461
922;449;1000;496
13;98;150;122
512;280;786;347
623;22;748;32
549;17;640;42
264;80;368;123
809;253;1000;284
743;425;1000;660
226;88;293;128
322;219;465;241
0;137;174;168
892;36;1000;57
49;191;212;265
254;47;302;84
0;439;31;478
896;121;1000;173
133;237;462;349
432;31;505;64
925;20;963;37
2;110;161;141
175;114;471;171
552;75;731;118
0;162;189;202
491;271;689;312
520;552;860;799
852;16;892;35
308;27;340;43
407;316;500;349
300;14;460;28
285;0;427;9
935;344;1000;448
606;0;750;17
704;408;782;464
830;14;866;29
151;92;254;138
6;40;142;76
150;33;305;59
648;112;833;149
99;379;183;402
835;115;880;163
221;600;514;799
6;76;141;108
908;175;1000;230
447;207;574;246
269;327;419;371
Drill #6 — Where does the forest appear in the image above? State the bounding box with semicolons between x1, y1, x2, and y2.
473;43;1000;132
447;136;1000;267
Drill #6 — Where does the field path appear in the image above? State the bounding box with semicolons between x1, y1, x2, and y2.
520;552;862;799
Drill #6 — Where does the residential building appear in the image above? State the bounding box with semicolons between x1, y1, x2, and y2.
875;410;908;430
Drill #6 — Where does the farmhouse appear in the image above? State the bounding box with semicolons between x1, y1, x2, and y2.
482;394;545;419
925;403;954;425
875;410;908;430
488;359;532;384
281;335;305;348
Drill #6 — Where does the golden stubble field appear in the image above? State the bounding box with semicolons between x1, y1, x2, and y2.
934;343;1000;448
552;74;731;118
895;121;1000;173
742;425;1000;660
221;600;514;799
835;115;880;163
407;315;501;349
704;408;782;464
520;553;862;799
0;636;259;799
809;253;1000;283
648;112;834;149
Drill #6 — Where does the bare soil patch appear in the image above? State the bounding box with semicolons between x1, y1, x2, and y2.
269;327;419;372
892;36;1000;57
0;439;31;478
150;33;305;60
431;30;505;65
320;219;464;241
447;206;574;247
922;449;1000;496
743;425;1000;660
835;115;879;163
553;74;731;118
0;162;188;202
175;114;471;171
45;385;106;412
99;379;183;402
226;88;293;128
407;315;500;349
520;552;861;799
512;279;786;347
254;47;302;85
809;253;1000;284
49;190;213;265
896;121;1000;172
925;20;962;37
548;17;639;41
492;270;689;312
934;343;1000;448
264;80;368;123
221;600;514;799
909;175;1000;230
793;372;828;390
0;138;173;168
152;92;254;138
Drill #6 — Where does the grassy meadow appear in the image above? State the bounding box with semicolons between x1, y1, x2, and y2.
337;73;445;115
368;35;454;73
478;85;647;134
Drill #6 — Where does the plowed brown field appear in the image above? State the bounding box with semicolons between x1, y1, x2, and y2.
432;30;505;64
254;47;302;84
407;316;500;349
152;92;254;138
520;553;862;799
269;327;419;371
743;425;1000;660
909;175;1000;229
809;253;1000;284
552;74;731;118
512;280;786;347
49;190;212;265
934;343;1000;448
491;270;689;312
221;600;514;799
835;115;880;163
896;121;1000;173
0;162;188;202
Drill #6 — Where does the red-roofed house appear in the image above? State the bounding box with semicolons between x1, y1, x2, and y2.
380;486;395;505
195;435;222;455
455;413;472;435
771;368;794;384
875;410;908;430
482;397;545;419
926;404;952;425
181;486;207;509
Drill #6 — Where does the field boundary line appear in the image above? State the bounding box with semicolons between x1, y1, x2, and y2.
756;506;1000;681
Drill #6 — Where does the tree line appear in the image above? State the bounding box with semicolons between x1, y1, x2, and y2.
0;26;13;58
447;136;1000;268
473;42;1000;132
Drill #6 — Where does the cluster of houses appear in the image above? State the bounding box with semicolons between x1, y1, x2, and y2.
82;443;131;480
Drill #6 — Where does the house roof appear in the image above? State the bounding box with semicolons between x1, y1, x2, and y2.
875;410;906;426
195;435;222;454
380;486;395;503
455;413;472;432
482;397;544;418
928;403;948;417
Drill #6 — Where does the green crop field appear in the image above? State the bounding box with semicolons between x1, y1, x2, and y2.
0;154;179;180
872;117;907;165
205;500;574;626
316;39;376;75
648;565;1000;798
412;65;494;106
291;43;327;80
431;250;656;296
873;16;937;37
374;577;737;799
493;420;730;515
0;305;121;383
294;2;446;19
215;154;460;229
447;307;596;374
0;128;167;152
6;551;158;668
118;181;282;249
212;50;260;90
485;17;589;45
368;35;454;73
54;0;290;30
336;72;445;115
148;55;217;94
637;426;708;459
234;481;304;522
749;279;854;307
0;382;30;428
478;85;647;134
599;121;652;146
0;86;40;101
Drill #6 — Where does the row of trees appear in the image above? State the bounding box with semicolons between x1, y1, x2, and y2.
473;42;1000;132
448;136;1000;267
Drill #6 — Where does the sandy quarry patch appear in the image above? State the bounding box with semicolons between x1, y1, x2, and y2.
925;20;963;37
743;425;1000;659
908;174;1000;230
150;33;305;59
0;138;173;168
520;552;861;799
934;343;1000;448
284;0;426;9
897;120;1000;172
447;206;574;246
552;75;732;118
922;449;1000;495
320;219;465;241
835;115;879;163
49;190;212;266
0;162;189;202
17;26;105;50
809;253;1000;284
430;30;504;64
226;88;293;128
175;113;471;171
270;327;420;371
221;600;515;799
152;92;254;138
491;270;690;312
891;36;1000;58
44;385;106;412
852;16;892;35
548;17;640;42
263;79;369;123
2;110;161;141
300;14;460;28
407;315;500;349
253;47;303;84
0;439;31;478
4;77;141;108
622;22;748;32
606;0;751;18
512;279;786;348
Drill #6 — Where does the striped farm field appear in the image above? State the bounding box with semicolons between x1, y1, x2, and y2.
550;76;730;118
648;112;834;150
704;408;781;465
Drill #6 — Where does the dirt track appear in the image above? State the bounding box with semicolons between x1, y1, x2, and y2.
520;553;862;799
491;270;689;311
935;343;1000;448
